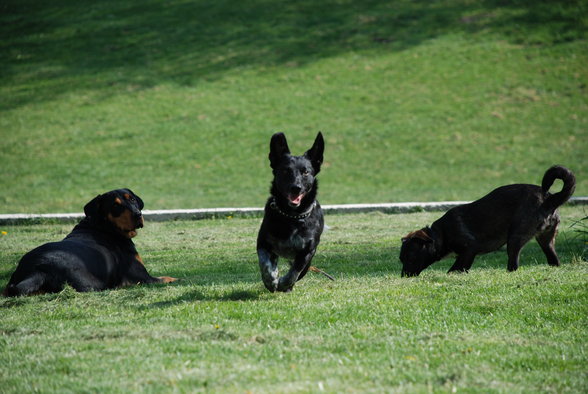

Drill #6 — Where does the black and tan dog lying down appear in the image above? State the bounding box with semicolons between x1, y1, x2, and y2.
400;166;576;277
3;189;177;297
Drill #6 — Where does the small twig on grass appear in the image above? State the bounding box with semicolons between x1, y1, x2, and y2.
309;266;335;281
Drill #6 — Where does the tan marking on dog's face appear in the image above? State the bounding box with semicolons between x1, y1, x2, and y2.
107;210;138;239
114;197;123;205
123;193;131;200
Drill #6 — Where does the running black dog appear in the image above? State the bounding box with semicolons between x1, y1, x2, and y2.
400;166;576;276
3;189;177;296
257;132;326;292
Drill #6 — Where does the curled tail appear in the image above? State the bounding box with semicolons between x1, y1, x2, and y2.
541;165;576;212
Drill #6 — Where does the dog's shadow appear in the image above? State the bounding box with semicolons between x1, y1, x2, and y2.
146;288;262;309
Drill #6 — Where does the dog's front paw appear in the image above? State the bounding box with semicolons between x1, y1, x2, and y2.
277;273;297;292
259;262;279;292
261;276;278;292
158;276;178;283
277;281;294;292
258;249;279;292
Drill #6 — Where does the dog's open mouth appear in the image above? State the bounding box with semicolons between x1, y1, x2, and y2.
288;193;305;207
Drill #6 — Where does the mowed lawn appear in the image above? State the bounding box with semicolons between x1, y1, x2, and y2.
0;206;586;392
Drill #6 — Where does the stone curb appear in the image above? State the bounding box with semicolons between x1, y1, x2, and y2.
0;197;586;225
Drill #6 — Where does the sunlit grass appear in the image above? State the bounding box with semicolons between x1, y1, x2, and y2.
1;207;586;392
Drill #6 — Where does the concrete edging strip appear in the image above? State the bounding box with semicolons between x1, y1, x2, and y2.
0;197;586;225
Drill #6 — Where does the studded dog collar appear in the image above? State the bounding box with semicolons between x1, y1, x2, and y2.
269;198;317;220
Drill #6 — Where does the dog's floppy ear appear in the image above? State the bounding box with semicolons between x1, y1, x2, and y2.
124;188;144;210
402;228;433;243
84;194;103;218
269;132;290;169
304;131;324;174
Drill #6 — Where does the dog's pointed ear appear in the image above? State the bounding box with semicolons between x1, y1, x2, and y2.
402;228;433;243
304;131;324;174
84;194;103;218
124;188;144;209
269;132;290;169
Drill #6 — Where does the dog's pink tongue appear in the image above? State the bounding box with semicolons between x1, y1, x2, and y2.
289;194;304;205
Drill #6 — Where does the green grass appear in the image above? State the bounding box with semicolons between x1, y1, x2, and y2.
1;0;587;213
1;2;587;391
1;206;587;392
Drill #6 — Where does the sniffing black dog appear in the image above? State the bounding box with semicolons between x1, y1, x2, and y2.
257;132;326;292
3;189;177;297
400;166;575;277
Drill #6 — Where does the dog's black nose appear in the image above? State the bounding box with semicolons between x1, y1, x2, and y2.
290;185;302;194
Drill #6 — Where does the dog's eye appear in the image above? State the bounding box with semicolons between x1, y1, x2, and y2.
302;169;310;176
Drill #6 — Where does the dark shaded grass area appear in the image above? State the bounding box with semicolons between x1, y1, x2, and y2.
1;208;585;290
1;0;585;110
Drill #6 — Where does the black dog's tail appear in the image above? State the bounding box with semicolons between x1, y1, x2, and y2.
541;165;576;212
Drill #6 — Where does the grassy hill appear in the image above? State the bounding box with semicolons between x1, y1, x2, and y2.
1;0;587;213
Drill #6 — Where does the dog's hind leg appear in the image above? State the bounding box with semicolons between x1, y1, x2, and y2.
506;232;534;271
65;273;107;292
4;272;49;296
258;248;279;292
535;227;560;267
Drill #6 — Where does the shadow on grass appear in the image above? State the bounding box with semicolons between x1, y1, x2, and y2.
147;288;262;308
0;235;583;308
2;0;585;109
149;234;586;289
